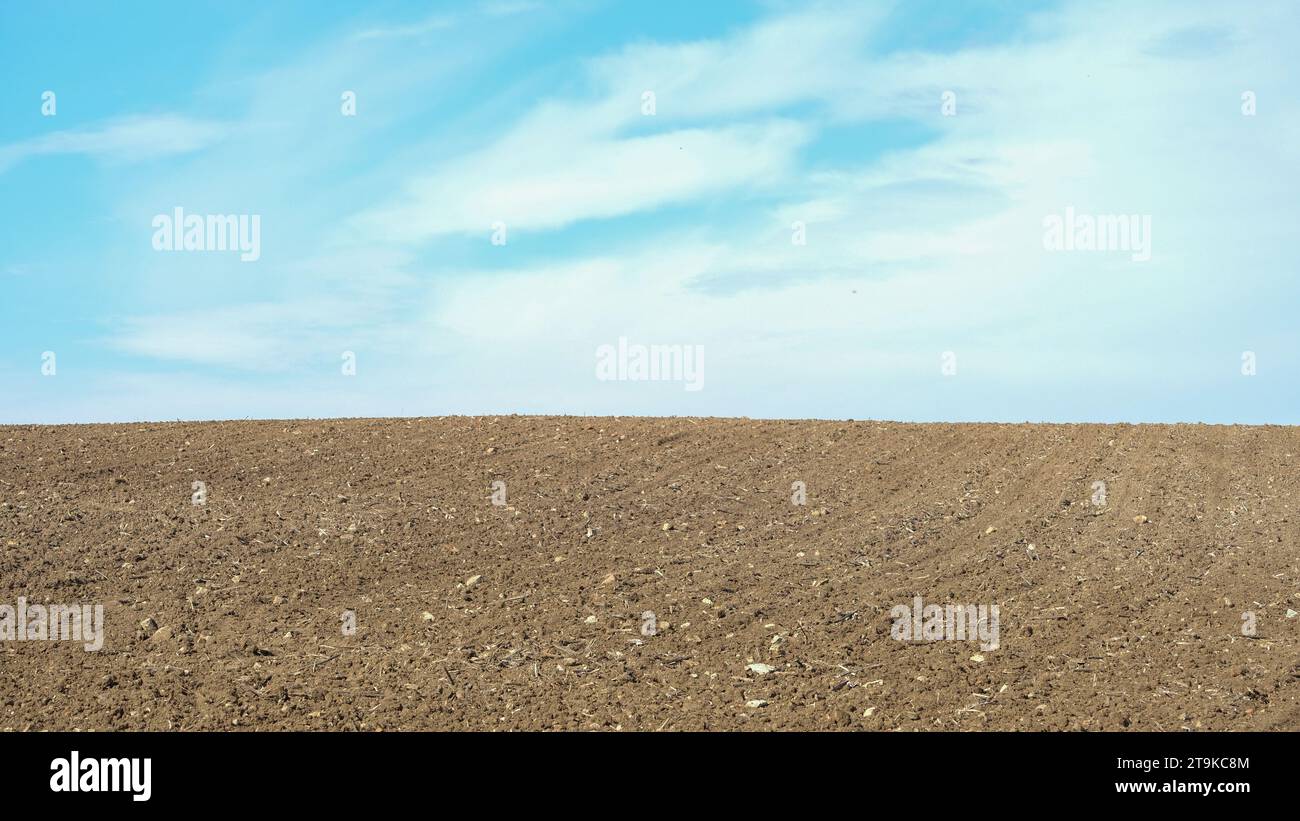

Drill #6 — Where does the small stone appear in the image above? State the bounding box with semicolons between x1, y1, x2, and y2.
1133;515;1148;524
139;617;158;632
745;699;768;709
984;526;996;535
465;574;482;589
148;626;172;643
272;595;284;606
863;707;876;717
747;663;776;675
584;615;597;624
421;612;435;622
970;653;986;663
262;477;271;484
600;573;615;586
661;522;672;531
1287;609;1297;619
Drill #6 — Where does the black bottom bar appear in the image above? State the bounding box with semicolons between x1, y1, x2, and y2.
12;730;1285;808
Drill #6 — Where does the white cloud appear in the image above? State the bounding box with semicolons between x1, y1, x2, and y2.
0;115;228;173
348;5;896;243
109;301;367;371
386;0;1299;417
351;0;539;41
352;14;454;41
588;6;889;122
355;119;809;239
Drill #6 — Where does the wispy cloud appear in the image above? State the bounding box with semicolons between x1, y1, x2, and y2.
351;14;455;41
355;119;809;239
351;0;539;42
0;114;228;173
108;299;379;372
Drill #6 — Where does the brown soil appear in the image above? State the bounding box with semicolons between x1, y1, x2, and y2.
0;417;1296;731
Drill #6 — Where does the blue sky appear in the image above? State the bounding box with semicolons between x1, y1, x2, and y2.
2;0;1297;424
